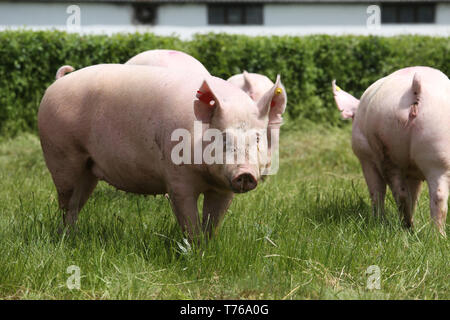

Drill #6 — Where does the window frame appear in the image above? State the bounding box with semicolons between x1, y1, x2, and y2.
381;2;436;24
208;4;264;25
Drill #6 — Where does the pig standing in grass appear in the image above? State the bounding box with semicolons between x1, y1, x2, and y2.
39;64;283;240
333;66;450;235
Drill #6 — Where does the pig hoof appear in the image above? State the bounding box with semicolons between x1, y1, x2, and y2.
401;220;414;229
57;225;78;236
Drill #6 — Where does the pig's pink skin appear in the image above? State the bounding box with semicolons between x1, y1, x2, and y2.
38;64;278;240
227;71;287;170
334;66;450;235
125;49;210;76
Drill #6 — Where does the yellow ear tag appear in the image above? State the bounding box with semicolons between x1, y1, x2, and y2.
335;85;341;92
275;88;283;95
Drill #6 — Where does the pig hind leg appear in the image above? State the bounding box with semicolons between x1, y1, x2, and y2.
426;173;448;236
45;153;98;228
61;169;98;227
388;175;422;229
360;160;387;217
404;178;422;226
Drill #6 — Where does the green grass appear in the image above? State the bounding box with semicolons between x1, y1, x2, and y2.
0;125;448;299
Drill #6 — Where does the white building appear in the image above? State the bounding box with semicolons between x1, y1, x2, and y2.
1;0;449;37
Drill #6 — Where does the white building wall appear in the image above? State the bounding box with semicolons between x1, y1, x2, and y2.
436;3;450;24
157;4;207;26
0;2;448;37
0;2;132;26
155;3;372;27
265;4;369;26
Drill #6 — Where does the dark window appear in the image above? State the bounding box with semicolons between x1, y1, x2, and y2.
417;5;435;22
381;3;435;24
134;4;156;25
208;4;263;25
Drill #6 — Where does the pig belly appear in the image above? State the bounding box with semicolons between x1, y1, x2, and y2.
90;159;167;195
83;104;169;195
85;133;167;195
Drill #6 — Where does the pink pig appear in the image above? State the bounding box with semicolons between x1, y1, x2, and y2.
333;66;450;235
39;64;282;240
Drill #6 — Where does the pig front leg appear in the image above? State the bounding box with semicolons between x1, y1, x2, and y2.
168;190;202;241
202;190;234;238
360;160;387;217
427;174;448;237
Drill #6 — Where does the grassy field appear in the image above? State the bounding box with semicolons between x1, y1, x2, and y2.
0;125;448;300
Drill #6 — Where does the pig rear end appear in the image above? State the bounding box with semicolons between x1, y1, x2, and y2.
335;66;450;235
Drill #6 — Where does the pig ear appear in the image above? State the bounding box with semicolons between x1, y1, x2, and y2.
243;70;253;92
268;75;287;126
257;74;284;123
332;80;359;120
194;79;220;123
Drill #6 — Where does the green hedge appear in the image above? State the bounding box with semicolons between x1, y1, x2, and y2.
0;30;449;136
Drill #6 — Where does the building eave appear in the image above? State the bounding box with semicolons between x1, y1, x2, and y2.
1;0;444;3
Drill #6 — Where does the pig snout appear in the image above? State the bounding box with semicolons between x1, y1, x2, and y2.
231;173;257;193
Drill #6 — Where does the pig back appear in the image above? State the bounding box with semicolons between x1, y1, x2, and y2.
125;49;210;77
